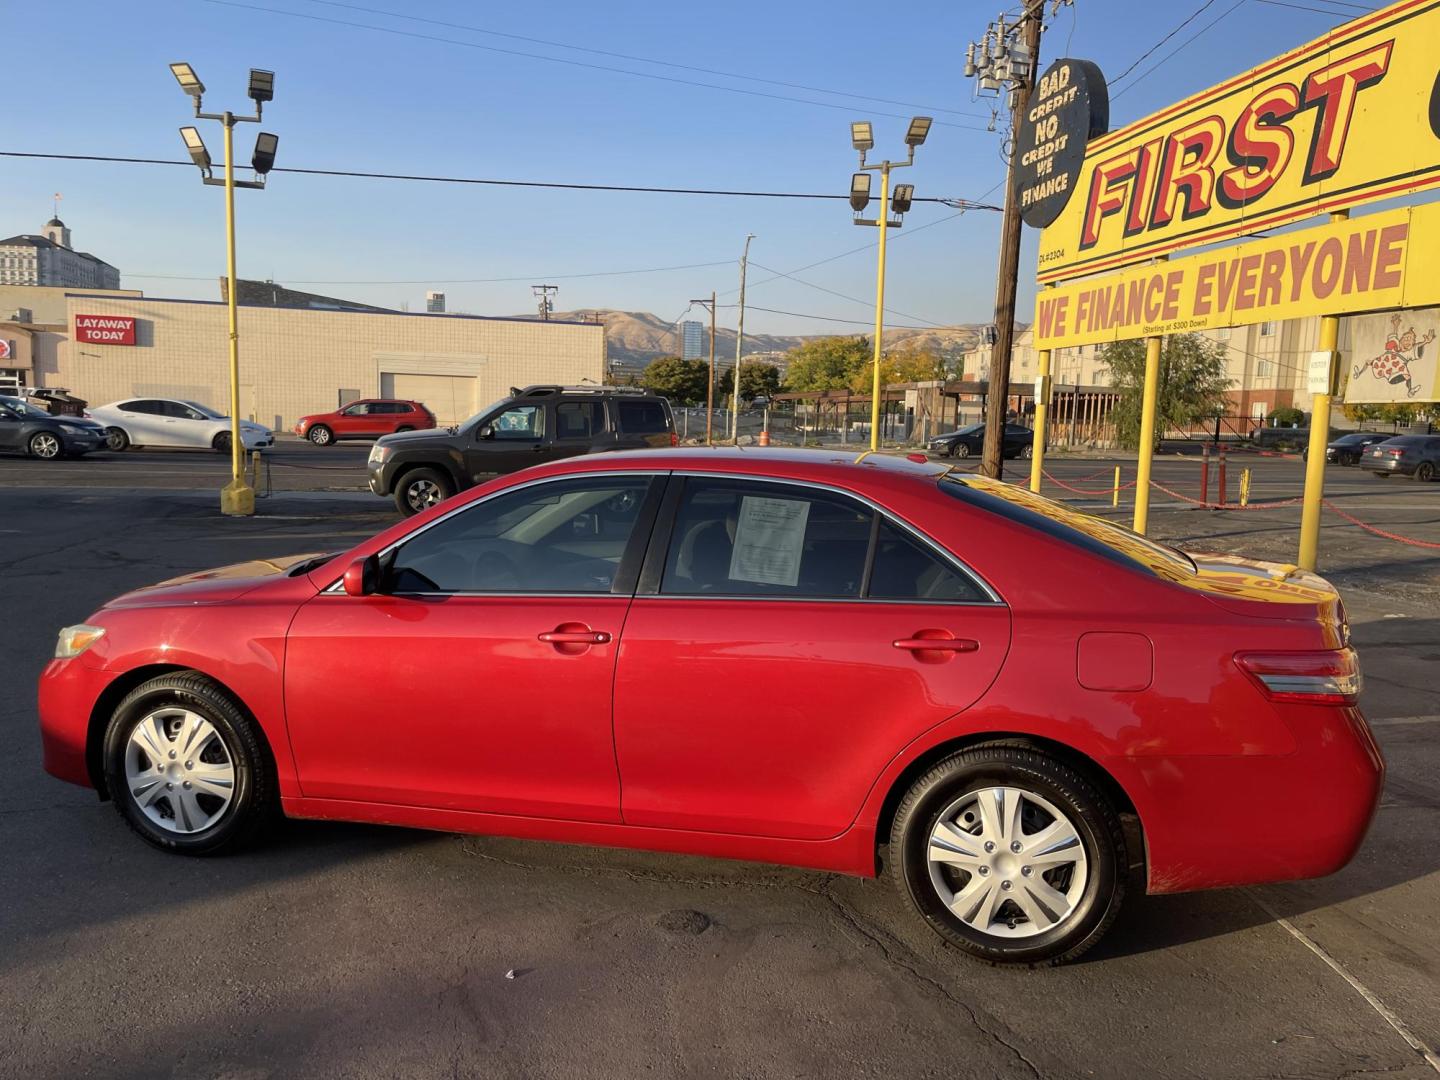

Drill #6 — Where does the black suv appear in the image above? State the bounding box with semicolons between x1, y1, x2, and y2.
368;384;677;515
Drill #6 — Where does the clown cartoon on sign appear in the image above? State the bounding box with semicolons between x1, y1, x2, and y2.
1352;314;1436;399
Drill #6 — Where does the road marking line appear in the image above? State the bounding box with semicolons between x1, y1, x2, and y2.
1247;891;1440;1074
1367;715;1440;727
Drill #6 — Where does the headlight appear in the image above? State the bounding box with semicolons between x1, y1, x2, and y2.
55;624;105;659
369;444;392;464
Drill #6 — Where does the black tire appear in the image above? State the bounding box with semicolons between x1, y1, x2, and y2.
889;744;1126;966
1020;444;1034;459
1417;461;1436;482
394;425;413;433
28;431;62;459
394;466;454;516
308;424;333;446
101;672;276;855
213;430;232;454
954;442;971;459
105;427;130;452
1373;472;1391;478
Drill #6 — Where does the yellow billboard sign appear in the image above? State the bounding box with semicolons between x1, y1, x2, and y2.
1035;0;1440;285
1032;202;1440;350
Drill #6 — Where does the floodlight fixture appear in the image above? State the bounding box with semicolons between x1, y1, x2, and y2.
248;68;275;104
251;131;278;175
850;172;872;212
905;116;933;147
851;120;874;153
891;183;914;214
179;126;212;172
170;62;206;97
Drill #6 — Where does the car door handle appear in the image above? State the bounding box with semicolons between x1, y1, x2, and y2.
893;636;979;653
538;629;611;645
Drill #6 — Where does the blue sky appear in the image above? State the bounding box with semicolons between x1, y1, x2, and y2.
0;0;1391;336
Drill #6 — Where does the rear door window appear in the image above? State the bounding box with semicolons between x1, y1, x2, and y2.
868;519;988;602
556;401;606;439
617;400;669;434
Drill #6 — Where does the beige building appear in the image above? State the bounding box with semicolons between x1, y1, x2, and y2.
38;294;606;430
0;218;120;290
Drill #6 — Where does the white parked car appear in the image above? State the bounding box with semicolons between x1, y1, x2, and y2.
87;398;274;453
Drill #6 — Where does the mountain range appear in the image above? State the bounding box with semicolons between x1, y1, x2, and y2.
510;309;994;372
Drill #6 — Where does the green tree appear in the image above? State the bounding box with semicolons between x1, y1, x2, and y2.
1266;405;1305;427
720;362;783;403
1343;402;1420;427
1099;333;1233;450
783;336;872;392
641;356;709;406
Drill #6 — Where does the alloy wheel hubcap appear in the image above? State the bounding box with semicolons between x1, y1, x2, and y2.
33;434;60;458
312;429;330;444
407;480;442;511
124;708;235;834
926;786;1088;939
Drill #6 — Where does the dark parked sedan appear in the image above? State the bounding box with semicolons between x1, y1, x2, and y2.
1322;432;1393;465
0;395;108;458
929;422;1034;460
1364;434;1440;480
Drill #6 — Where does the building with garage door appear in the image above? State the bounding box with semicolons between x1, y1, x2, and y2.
37;293;605;431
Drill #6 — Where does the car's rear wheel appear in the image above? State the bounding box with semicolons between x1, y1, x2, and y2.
28;432;62;459
395;467;454;516
889;744;1125;966
101;673;275;855
105;427;130;452
1373;472;1391;478
954;443;971;459
308;424;333;446
1417;461;1435;482
1020;444;1034;459
394;425;413;433
213;431;232;454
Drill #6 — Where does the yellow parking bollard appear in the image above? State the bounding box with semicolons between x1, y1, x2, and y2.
1112;465;1121;508
1240;467;1251;507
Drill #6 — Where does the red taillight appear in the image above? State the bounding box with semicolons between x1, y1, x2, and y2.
1386;448;1403;458
1236;649;1361;705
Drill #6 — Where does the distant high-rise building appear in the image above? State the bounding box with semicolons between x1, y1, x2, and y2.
680;320;704;360
0;217;120;289
426;290;446;313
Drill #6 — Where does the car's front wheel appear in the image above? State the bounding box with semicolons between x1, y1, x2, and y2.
953;442;971;459
889;744;1126;966
102;672;275;855
1020;444;1034;459
308;424;333;446
28;432;62;459
395;467;454;516
213;431;232;454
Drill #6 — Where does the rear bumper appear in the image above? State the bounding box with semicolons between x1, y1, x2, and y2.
38;656;112;790
1130;706;1385;894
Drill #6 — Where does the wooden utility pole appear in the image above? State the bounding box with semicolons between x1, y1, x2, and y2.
980;6;1043;480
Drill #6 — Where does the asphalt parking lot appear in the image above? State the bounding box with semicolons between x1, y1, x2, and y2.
2;446;1438;1079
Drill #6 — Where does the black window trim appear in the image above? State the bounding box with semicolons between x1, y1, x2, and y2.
323;471;668;598
635;472;1002;606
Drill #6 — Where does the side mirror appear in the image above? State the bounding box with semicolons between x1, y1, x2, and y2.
342;554;380;597
477;424;495;440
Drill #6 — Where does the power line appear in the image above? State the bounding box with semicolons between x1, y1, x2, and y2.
205;0;992;132
717;303;936;330
1110;0;1221;83
748;261;948;328
124;259;738;286
1250;0;1372;14
297;0;990;119
0;151;998;207
1112;0;1247;100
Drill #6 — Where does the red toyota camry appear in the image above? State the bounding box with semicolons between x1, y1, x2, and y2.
37;449;1383;965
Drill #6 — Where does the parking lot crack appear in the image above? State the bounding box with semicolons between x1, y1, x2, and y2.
818;883;1047;1080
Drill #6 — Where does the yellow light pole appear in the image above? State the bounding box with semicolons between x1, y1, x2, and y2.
170;62;279;517
1298;212;1348;570
1029;282;1056;491
1132;334;1164;534
868;166;890;451
849;117;930;451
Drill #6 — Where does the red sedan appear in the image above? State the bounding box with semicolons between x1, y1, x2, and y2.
37;449;1382;965
293;399;435;445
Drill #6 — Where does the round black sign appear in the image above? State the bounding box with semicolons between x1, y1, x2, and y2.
1014;59;1109;229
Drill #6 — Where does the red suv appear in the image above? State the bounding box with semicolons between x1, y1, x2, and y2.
294;400;435;445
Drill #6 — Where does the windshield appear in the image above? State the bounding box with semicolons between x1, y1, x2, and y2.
183;401;225;419
951;423;983;436
0;396;52;419
941;474;1197;577
458;396;514;430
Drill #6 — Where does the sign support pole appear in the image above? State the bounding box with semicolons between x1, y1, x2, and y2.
1133;332;1163;535
869;166;890;452
1298;210;1348;571
1029;349;1051;492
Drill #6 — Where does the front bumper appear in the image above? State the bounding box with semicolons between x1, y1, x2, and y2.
60;431;107;454
38;655;113;790
242;432;275;450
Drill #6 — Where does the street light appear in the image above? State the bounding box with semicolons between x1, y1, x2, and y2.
847;117;927;450
170;60;279;517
